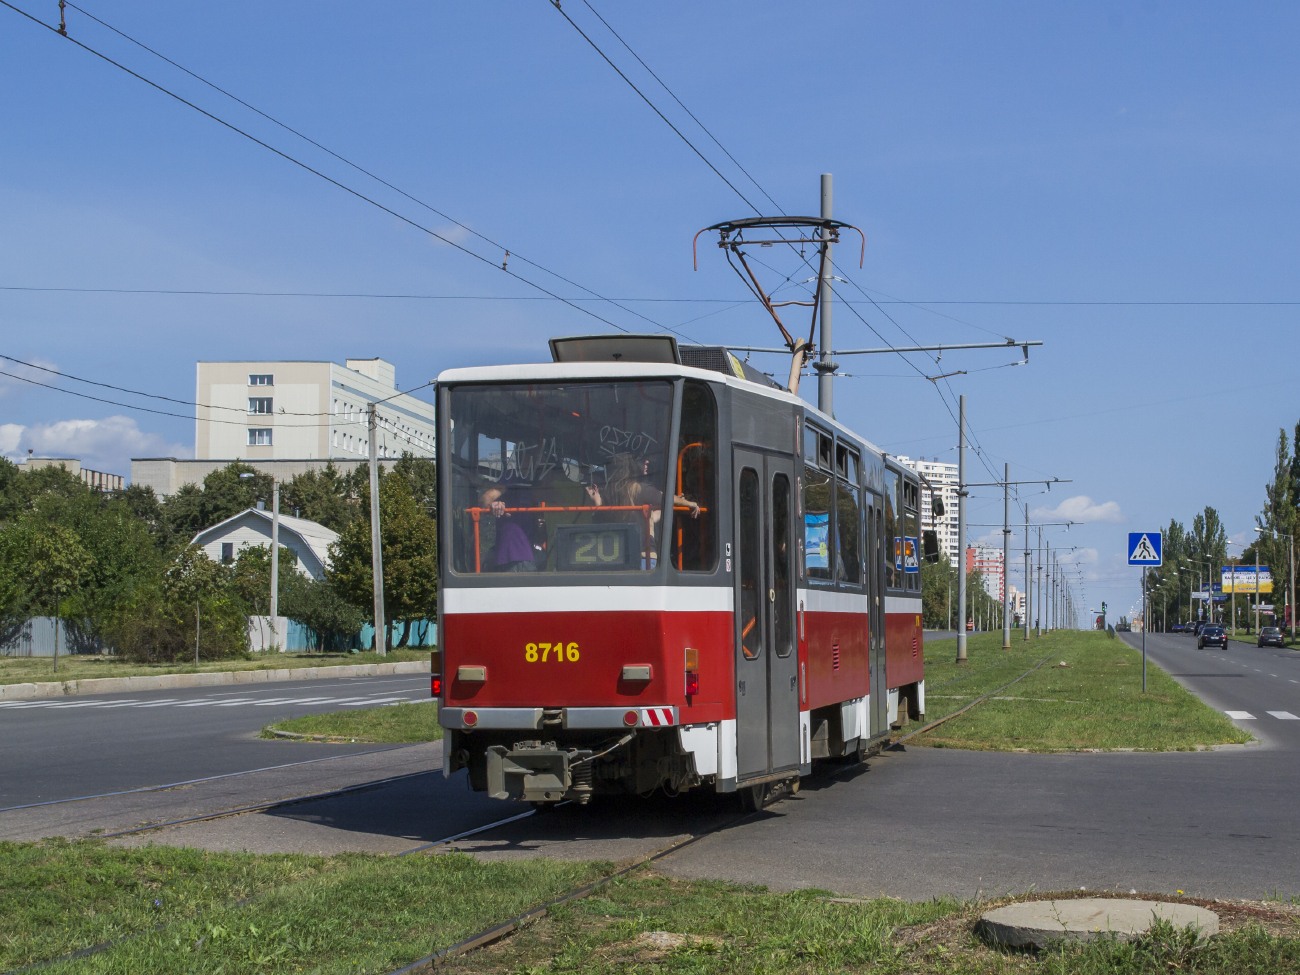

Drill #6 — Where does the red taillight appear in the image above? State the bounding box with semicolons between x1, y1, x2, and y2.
463;710;478;727
623;710;639;727
431;677;442;697
685;671;699;697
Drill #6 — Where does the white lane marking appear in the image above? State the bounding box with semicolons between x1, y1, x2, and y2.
1266;711;1299;720
1225;710;1256;720
0;692;423;712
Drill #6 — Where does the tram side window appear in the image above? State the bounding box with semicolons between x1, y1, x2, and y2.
884;468;901;589
836;445;862;586
738;468;762;659
904;478;920;592
671;381;718;572
803;423;834;583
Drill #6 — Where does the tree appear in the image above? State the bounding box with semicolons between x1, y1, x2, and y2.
162;462;274;539
28;522;93;669
921;553;957;629
281;462;365;533
330;475;438;648
392;452;436;515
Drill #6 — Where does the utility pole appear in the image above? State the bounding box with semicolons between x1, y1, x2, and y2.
1036;527;1043;637
1255;546;1261;636
368;401;387;655
816;173;836;415
1024;503;1031;642
1002;462;1011;649
956;394;968;663
195;599;200;666
270;480;280;651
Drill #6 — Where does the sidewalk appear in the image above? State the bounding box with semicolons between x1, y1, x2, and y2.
0;659;430;702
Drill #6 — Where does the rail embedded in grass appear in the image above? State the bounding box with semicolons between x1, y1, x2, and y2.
909;631;1252;752
262;699;442;743
0;839;604;974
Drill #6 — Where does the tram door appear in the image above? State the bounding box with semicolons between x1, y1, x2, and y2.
867;495;889;737
733;449;801;781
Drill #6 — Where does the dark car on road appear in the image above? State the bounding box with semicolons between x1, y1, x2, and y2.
1258;626;1286;648
1199;625;1227;649
1193;621;1210;636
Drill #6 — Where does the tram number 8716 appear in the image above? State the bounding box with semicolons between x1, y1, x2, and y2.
525;642;580;663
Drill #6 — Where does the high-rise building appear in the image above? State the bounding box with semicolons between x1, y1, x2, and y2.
895;456;959;564
132;358;435;496
966;545;1005;600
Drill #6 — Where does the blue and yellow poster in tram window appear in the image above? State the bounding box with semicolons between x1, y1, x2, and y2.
805;512;830;569
903;537;919;573
894;537;903;571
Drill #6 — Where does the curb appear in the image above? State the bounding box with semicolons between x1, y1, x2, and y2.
0;660;430;701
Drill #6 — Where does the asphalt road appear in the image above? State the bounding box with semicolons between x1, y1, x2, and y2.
11;639;1300;900
0;672;433;809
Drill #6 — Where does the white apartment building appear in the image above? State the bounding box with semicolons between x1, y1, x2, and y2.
895;455;959;564
133;358;436;496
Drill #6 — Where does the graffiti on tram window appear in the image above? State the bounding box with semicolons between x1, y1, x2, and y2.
805;512;830;570
903;537;919;573
598;424;660;459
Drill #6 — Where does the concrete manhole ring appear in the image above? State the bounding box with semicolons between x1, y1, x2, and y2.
978;898;1219;948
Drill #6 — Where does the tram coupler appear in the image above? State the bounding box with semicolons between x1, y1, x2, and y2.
485;741;589;803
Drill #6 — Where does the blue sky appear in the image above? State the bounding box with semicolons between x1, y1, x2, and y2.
3;1;1299;617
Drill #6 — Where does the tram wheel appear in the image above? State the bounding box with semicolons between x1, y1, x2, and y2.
739;783;766;812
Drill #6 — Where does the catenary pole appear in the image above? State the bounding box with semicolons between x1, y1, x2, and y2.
1002;462;1011;649
956;394;968;662
368;402;387;655
817;173;835;415
1142;568;1148;691
270;480;280;651
1024;501;1031;641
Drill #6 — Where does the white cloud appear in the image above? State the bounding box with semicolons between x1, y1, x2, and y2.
1058;548;1099;565
7;416;190;476
1031;495;1124;524
0;423;23;454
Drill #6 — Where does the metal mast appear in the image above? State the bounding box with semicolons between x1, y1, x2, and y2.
817;173;836;415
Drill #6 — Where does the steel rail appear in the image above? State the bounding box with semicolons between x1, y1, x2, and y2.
385;809;759;974
1;801;548;974
892;647;1062;745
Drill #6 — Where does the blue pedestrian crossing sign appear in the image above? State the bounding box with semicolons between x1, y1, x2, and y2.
1128;532;1162;566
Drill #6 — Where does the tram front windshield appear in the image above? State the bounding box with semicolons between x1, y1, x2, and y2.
448;381;674;574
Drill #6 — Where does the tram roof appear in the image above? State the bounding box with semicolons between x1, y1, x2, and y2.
436;360;889;461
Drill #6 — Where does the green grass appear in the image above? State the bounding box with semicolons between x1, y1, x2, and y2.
7;842;1297;974
263;699;443;742
1;839;605;974
911;631;1251;751
0;648;430;686
440;872;1300;975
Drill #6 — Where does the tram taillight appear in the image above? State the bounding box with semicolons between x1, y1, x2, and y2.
685;647;700;697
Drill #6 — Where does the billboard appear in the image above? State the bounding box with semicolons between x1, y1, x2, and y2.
1220;566;1273;594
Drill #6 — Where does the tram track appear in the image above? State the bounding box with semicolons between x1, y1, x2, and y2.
893;646;1062;745
1;799;556;975
386;807;759;974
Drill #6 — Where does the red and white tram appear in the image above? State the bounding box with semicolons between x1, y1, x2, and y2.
434;334;925;807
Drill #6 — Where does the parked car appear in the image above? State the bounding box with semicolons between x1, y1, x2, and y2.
1199;625;1227;649
1171;622;1187;633
1258;626;1285;648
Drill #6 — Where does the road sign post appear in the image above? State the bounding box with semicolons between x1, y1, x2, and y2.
1128;532;1163;693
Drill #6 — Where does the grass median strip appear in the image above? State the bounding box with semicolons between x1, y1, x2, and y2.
0;649;430;687
909;631;1251;751
1;839;605;974
442;872;1300;975
262;699;442;743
